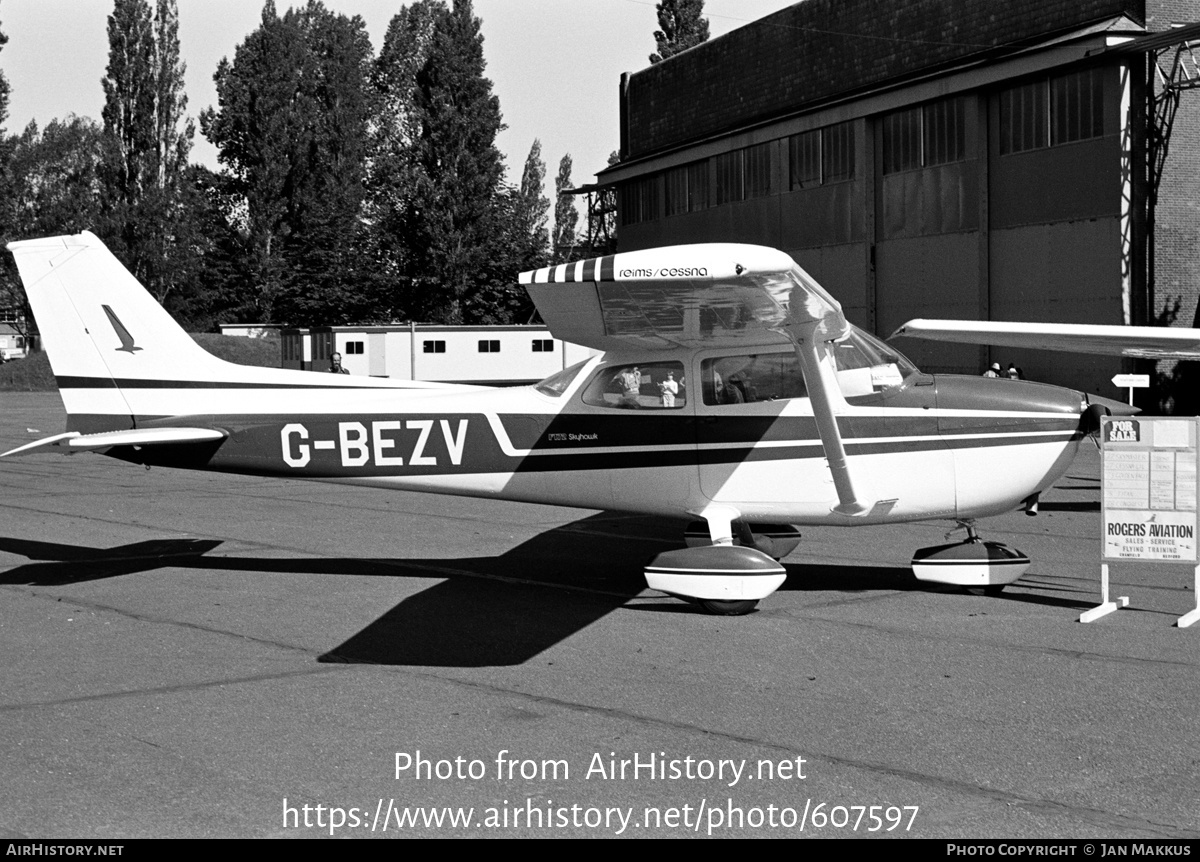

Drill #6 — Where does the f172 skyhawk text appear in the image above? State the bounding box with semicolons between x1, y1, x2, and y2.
7;232;1170;615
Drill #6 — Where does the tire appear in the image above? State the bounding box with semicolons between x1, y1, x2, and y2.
698;599;759;616
965;585;1006;597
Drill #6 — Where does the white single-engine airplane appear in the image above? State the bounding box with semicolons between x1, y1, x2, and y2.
3;232;1162;615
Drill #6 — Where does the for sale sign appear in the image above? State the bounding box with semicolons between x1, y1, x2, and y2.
1101;417;1199;562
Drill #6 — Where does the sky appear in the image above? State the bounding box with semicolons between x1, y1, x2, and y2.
1;0;800;189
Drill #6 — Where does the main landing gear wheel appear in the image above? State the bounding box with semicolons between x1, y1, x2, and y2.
698;599;759;616
965;585;1007;598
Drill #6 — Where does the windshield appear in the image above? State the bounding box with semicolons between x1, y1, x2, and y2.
832;325;919;396
535;359;590;397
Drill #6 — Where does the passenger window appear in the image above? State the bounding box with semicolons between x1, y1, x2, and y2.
701;353;807;406
582;361;687;409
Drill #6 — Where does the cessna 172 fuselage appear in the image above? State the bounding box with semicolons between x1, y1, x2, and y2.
2;233;1130;614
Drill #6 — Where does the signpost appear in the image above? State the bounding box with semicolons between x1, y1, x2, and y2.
1111;373;1150;406
1087;416;1200;626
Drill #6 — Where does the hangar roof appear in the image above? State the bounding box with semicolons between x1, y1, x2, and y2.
616;0;1144;163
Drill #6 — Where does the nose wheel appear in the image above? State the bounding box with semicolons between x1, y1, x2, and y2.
697;599;760;616
911;521;1030;594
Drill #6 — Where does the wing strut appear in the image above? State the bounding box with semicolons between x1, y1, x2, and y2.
792;327;871;517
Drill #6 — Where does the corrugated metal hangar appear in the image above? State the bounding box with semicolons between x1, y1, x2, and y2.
593;0;1200;406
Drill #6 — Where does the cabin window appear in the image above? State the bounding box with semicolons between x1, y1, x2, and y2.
344;341;364;355
532;339;555;352
535;359;589;398
701;353;807;406
423;340;446;353
831;327;919;397
581;361;687;410
478;340;500;353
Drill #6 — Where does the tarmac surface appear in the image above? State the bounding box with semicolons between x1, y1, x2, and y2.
1;391;1198;839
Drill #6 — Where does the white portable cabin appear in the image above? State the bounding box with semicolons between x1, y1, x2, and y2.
279;328;314;371
283;324;596;383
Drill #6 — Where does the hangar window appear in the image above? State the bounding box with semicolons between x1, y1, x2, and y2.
1001;70;1104;155
665;165;689;216
1051;68;1105;145
788;122;856;189
744;142;773;199
882;107;922;173
666;161;710;215
788;130;821;189
620;175;660;225
687;161;708;211
582;361;687;409
884;98;966;173
714;150;743;205
1000;80;1048;154
822;122;856;182
923;97;966;166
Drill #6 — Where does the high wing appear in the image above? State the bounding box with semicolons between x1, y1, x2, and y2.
521;243;873;516
521;243;849;352
890;319;1200;360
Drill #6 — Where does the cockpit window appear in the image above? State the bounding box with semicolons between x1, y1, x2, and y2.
832;326;918;396
581;361;687;409
701;353;806;405
535;359;589;397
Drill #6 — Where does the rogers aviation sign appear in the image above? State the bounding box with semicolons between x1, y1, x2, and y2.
1101;417;1199;562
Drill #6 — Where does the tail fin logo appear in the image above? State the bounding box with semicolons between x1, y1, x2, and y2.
102;305;142;354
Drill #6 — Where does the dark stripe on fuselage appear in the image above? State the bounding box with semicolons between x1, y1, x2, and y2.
56;375;425;391
109;410;1081;479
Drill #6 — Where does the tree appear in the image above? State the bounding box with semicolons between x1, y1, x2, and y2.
513;139;549;267
201;0;374;324
0;11;10;133
649;0;709;64
389;0;509;324
552;153;579;262
99;0;196;306
0;118;106;336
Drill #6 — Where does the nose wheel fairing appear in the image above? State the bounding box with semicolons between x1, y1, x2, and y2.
911;521;1031;591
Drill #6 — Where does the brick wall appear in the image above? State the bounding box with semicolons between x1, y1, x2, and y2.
625;0;1144;159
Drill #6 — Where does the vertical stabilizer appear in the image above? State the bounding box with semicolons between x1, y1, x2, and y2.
10;232;243;431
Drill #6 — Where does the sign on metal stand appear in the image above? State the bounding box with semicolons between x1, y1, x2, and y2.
1111;373;1150;406
1088;416;1200;626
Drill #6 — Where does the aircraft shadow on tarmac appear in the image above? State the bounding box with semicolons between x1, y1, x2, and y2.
0;514;1093;667
0;537;223;585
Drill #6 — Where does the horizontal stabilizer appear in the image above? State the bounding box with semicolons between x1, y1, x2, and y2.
2;427;227;458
